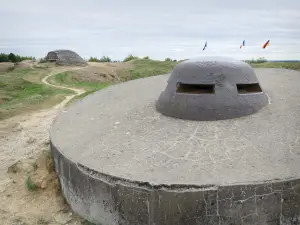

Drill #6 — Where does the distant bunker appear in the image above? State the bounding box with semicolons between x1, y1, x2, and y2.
50;56;300;225
45;49;87;66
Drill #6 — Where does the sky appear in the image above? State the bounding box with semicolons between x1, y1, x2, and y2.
1;0;300;61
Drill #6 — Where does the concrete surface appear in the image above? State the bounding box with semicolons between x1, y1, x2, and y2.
156;57;268;121
50;68;300;225
45;49;87;66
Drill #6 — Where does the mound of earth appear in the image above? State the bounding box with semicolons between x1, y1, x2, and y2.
2;150;85;224
45;50;87;66
70;62;131;82
0;62;14;72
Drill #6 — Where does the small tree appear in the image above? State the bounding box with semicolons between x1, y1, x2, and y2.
123;54;138;62
99;56;112;62
88;57;98;62
165;57;172;62
143;56;149;59
8;53;17;64
0;53;9;62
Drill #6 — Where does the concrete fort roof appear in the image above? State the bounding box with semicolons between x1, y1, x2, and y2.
50;68;300;186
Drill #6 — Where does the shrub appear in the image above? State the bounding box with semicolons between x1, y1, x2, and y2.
0;53;34;63
0;53;9;62
123;54;139;62
98;56;112;62
8;53;17;63
248;57;268;64
88;56;112;62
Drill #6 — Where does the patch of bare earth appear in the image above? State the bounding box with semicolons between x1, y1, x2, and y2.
0;62;15;72
0;63;88;225
71;61;131;82
2;151;84;225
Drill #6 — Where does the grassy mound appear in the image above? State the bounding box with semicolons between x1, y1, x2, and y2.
0;68;72;120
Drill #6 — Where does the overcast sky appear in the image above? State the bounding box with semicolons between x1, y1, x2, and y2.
1;0;300;60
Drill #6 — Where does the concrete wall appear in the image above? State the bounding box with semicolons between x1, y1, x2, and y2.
51;142;300;225
45;51;58;61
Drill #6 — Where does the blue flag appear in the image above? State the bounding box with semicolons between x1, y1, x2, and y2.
240;40;245;48
203;41;207;51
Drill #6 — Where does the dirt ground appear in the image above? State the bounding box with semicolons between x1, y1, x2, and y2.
0;62;90;225
70;61;131;82
0;62;15;72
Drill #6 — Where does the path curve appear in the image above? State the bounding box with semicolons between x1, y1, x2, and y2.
41;68;86;109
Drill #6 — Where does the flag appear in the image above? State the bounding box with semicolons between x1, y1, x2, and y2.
240;40;245;49
262;40;270;49
203;41;207;51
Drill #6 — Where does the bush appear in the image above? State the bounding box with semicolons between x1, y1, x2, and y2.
0;53;34;63
248;57;268;64
0;53;9;62
98;56;111;62
165;57;172;62
88;56;112;62
8;53;17;63
123;54;139;62
88;57;98;62
143;56;150;59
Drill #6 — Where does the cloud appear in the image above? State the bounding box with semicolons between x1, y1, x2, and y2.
1;0;300;60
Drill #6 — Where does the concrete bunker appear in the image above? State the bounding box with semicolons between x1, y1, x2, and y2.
45;49;87;66
50;57;300;225
156;57;269;121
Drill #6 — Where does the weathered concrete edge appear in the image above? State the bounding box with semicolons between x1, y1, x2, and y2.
50;141;300;225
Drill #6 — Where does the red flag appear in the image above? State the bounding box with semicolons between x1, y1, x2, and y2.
262;40;270;49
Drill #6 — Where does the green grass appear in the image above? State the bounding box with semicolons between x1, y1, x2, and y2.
122;59;178;80
50;71;111;105
53;72;111;91
25;175;36;192
0;67;72;120
50;59;178;104
249;61;300;71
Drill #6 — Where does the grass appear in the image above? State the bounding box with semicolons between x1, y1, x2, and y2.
249;61;300;71
0;67;73;120
49;71;111;105
121;59;177;80
37;216;49;224
25;175;36;192
49;59;178;104
53;71;111;91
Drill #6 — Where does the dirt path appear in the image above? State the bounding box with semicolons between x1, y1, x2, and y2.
0;66;86;225
41;69;85;109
